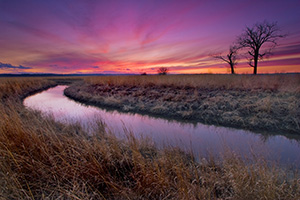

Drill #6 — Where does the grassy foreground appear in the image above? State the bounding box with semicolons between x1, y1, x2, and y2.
1;77;300;199
65;74;300;134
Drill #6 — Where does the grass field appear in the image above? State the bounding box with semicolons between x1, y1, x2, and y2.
84;74;300;92
65;74;300;134
1;76;300;199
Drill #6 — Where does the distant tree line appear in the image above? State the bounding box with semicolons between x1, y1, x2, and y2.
214;21;285;74
140;67;170;75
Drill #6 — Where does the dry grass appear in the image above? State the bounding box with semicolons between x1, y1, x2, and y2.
0;77;56;101
84;74;300;93
1;77;300;199
65;74;300;134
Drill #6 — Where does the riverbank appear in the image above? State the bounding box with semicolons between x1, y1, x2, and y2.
64;74;300;134
1;77;300;199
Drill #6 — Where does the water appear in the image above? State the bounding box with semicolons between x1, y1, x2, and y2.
24;85;300;167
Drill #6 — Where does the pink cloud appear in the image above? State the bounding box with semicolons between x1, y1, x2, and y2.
0;0;299;74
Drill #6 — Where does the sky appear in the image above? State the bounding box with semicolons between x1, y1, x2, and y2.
0;0;300;74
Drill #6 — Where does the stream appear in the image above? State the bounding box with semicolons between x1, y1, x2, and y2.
24;85;300;167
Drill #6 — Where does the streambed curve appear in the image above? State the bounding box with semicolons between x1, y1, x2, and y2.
24;85;300;167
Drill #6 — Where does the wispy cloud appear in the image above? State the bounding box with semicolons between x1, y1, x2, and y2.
7;21;64;43
23;52;107;68
0;0;299;74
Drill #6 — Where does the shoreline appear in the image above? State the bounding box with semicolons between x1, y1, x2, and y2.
64;80;300;135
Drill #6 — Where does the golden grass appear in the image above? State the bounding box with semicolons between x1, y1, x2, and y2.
84;74;300;93
0;77;300;199
0;77;56;101
65;74;300;133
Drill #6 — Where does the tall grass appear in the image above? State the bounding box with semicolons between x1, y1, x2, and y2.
0;77;300;199
0;77;57;101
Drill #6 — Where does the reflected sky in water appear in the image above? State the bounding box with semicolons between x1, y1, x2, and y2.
24;86;300;167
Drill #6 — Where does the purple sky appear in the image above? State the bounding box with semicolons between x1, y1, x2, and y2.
1;0;300;74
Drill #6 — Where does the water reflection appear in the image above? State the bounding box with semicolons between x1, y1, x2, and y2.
24;85;300;167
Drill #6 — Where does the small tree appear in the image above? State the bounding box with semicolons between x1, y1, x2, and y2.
157;67;169;75
237;21;285;74
214;46;238;74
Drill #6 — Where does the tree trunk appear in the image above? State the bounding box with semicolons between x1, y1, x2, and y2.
253;53;258;74
230;64;235;74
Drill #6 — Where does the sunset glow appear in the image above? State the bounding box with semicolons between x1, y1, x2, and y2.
1;0;300;74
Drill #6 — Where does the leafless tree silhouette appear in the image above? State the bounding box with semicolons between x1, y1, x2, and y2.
237;21;285;74
157;67;169;75
214;46;238;74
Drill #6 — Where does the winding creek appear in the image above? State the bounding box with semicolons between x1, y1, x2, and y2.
24;85;300;167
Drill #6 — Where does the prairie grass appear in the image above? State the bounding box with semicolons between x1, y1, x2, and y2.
65;74;300;134
0;77;300;199
0;77;56;101
84;74;300;92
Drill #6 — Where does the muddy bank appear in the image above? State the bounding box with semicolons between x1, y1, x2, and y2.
64;82;300;134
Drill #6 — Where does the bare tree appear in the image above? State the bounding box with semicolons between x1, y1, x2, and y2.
214;46;238;74
237;21;285;74
157;67;169;75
